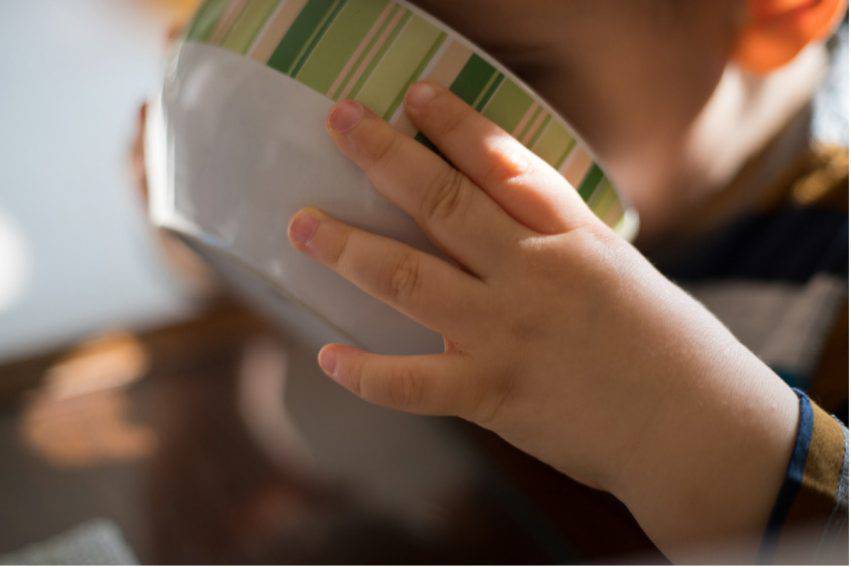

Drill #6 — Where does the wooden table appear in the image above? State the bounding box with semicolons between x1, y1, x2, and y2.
0;301;663;564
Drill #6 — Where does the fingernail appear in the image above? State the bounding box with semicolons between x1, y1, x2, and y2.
405;82;436;109
318;347;337;377
289;210;320;247
328;100;364;133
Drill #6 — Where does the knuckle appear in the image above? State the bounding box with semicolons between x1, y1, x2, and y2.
382;251;422;302
362;126;400;166
564;224;624;275
348;364;364;398
482;144;531;187
470;369;515;427
508;311;546;343
387;367;423;409
422;168;468;224
515;236;555;276
584;223;623;252
433;103;472;139
328;226;352;266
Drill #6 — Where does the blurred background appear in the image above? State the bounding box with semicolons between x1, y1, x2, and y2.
0;1;197;362
0;0;846;564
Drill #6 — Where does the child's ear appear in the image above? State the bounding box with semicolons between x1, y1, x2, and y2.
733;0;847;74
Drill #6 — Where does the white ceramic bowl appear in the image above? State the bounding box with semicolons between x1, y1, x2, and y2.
146;0;637;354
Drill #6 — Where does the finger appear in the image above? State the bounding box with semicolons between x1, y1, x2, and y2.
317;344;483;418
404;81;597;234
288;207;487;340
326;99;528;276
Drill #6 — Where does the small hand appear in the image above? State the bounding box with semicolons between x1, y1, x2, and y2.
288;82;798;559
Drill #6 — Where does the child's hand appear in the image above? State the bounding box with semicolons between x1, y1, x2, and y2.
288;82;798;558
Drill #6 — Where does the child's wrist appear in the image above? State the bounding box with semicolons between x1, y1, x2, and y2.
607;345;799;559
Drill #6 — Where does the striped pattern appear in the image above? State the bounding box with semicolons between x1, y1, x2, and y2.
184;0;628;231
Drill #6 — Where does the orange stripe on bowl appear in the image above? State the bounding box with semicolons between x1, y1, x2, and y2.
520;105;547;146
421;40;470;87
560;146;593;189
511;102;538;140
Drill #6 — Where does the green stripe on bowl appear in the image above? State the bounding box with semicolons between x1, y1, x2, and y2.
347;9;411;101
353;14;445;118
221;0;282;54
577;163;604;201
554;139;578;170
329;3;400;100
474;73;504;113
515;105;542;142
185;0;230;42
289;0;348;76
267;0;339;75
592;180;618;219
449;54;496;106
526;114;551;148
296;0;390;94
586;176;611;213
339;7;407;100
480;80;532;134
533;121;576;168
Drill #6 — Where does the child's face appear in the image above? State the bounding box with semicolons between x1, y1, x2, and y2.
410;0;829;240
411;0;740;164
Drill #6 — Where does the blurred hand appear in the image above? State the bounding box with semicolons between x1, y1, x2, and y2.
288;82;799;560
129;102;150;203
128;20;185;202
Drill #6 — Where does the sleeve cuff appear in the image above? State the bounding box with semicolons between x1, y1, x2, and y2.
760;388;848;564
